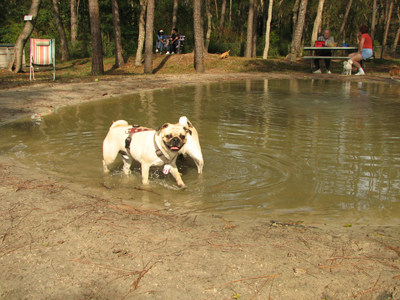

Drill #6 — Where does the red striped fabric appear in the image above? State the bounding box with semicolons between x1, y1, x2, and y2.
30;39;52;65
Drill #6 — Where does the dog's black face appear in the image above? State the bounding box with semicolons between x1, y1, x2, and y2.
157;123;192;151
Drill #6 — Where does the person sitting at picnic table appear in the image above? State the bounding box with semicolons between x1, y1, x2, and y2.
348;25;373;76
156;29;166;54
313;29;335;74
166;28;179;55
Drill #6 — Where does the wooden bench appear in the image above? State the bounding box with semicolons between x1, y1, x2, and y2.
303;56;374;73
156;35;185;54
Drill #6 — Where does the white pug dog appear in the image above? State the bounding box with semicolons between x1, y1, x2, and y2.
103;120;192;187
178;116;204;174
343;60;353;75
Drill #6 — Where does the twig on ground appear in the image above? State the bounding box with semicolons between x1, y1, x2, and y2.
350;286;387;298
205;273;280;290
251;274;279;299
132;261;159;290
67;259;140;276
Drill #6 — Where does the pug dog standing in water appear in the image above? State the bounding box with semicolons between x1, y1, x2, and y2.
103;120;192;187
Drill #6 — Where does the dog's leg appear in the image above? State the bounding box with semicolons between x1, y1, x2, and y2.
103;160;110;172
140;163;151;185
193;158;204;174
121;155;132;175
169;161;186;187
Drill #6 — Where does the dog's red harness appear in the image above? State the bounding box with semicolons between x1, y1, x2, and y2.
119;125;170;163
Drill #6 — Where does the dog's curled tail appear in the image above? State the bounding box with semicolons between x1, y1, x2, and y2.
179;116;193;129
109;120;129;131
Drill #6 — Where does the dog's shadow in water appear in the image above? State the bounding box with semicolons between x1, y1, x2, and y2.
153;55;171;74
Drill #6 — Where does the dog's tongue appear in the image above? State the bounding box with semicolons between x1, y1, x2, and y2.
170;146;180;151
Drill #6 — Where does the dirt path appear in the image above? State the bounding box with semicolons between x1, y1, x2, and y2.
1;72;400;299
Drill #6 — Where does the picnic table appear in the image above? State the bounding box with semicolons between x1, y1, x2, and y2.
303;46;373;73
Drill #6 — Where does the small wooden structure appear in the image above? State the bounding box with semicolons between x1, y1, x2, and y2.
0;44;26;68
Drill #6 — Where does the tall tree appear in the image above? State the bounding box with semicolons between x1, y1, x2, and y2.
370;0;377;42
51;0;70;61
393;4;400;56
252;0;258;57
144;0;155;74
286;0;308;62
245;0;255;57
7;0;42;72
172;0;178;30
88;0;104;76
111;0;124;67
381;0;394;58
135;0;147;66
336;0;353;46
194;0;205;72
70;0;79;43
292;0;300;34
263;0;273;59
218;0;227;39
311;0;325;46
205;0;212;51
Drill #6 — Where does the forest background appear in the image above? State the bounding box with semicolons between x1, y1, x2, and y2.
1;0;400;75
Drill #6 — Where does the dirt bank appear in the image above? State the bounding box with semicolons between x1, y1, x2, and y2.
1;71;400;299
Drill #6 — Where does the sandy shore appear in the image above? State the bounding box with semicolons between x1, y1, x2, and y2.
1;72;399;299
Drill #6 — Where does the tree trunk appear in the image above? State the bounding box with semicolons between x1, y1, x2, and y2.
135;0;147;66
51;0;70;61
286;0;308;62
111;0;124;67
214;0;219;20
218;0;227;39
381;0;394;58
71;0;79;43
230;0;232;21
172;0;178;30
336;0;353;46
311;0;324;46
393;5;400;57
7;0;42;72
245;0;255;57
292;0;300;34
194;0;205;72
263;0;273;59
252;0;258;57
370;0;377;41
88;0;104;76
144;0;155;74
205;0;212;51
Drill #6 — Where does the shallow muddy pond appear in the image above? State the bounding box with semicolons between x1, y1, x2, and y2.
2;79;400;224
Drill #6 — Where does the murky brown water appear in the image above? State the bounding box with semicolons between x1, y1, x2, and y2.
2;79;400;224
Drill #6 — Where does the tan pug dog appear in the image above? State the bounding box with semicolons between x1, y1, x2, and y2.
103;120;192;187
178;116;204;173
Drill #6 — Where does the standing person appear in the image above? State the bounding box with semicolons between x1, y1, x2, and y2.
156;29;166;54
313;29;335;74
166;28;180;55
348;25;373;76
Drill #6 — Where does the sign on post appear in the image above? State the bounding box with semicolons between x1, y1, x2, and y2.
24;15;33;21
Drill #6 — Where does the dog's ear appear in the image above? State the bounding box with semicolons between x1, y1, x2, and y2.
156;123;169;133
184;126;192;136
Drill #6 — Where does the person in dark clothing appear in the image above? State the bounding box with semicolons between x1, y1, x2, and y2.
313;29;335;74
166;28;180;55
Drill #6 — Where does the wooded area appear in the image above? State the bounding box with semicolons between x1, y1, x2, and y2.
1;0;399;73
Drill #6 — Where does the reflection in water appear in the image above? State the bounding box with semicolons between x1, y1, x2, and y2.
1;79;400;224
